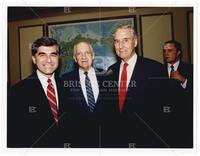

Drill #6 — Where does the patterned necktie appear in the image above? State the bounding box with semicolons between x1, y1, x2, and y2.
119;63;128;112
84;71;96;112
170;65;174;78
47;79;58;127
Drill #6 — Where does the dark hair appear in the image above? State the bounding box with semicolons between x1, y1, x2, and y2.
163;40;182;53
31;37;60;56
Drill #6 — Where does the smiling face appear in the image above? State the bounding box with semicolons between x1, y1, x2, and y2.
163;43;180;64
32;45;59;78
73;42;94;71
113;28;137;62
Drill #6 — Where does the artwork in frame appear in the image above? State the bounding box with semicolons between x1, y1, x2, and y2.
48;16;136;76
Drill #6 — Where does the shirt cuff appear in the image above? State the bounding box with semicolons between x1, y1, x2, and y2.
181;79;187;89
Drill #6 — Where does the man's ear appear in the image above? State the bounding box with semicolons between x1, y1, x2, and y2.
177;50;181;57
134;39;138;47
32;56;36;64
73;55;77;63
92;53;95;60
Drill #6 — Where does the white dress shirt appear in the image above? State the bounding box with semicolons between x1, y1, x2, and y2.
119;53;137;90
37;70;59;108
79;67;99;105
167;60;187;89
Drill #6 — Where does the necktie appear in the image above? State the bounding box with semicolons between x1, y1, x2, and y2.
170;65;174;78
47;79;58;127
119;63;128;112
84;72;96;112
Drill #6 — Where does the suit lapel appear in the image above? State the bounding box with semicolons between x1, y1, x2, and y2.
94;75;104;113
127;57;143;93
29;73;55;123
112;62;121;94
122;57;144;112
165;61;186;78
177;61;187;77
30;73;49;106
164;64;169;77
113;58;144;97
110;60;143;113
74;69;89;112
111;62;121;112
55;77;66;119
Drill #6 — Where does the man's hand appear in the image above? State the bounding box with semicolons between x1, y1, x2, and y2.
170;71;186;83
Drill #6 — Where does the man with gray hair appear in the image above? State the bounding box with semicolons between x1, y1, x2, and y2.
62;41;104;147
102;24;166;148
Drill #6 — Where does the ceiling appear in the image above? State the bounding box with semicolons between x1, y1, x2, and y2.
8;7;131;22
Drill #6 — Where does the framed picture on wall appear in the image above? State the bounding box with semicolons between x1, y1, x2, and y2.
47;16;136;76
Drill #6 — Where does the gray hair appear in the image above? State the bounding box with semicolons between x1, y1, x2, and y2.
112;24;138;40
73;41;94;57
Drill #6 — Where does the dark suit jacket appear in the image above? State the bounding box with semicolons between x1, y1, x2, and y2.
163;61;193;93
62;68;104;148
101;56;166;148
158;61;193;148
7;73;67;147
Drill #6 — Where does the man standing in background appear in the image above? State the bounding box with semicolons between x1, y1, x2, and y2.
161;40;193;147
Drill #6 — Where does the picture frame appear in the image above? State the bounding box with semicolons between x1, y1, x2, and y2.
47;16;136;76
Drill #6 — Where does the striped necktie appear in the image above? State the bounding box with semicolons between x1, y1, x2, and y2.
47;79;58;127
84;72;96;112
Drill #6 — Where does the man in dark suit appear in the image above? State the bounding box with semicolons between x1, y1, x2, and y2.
163;40;193;94
159;40;193;147
62;41;104;148
7;37;67;147
102;24;166;148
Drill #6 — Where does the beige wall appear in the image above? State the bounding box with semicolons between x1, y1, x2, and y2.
8;7;193;86
9;22;20;85
19;26;43;80
141;14;172;63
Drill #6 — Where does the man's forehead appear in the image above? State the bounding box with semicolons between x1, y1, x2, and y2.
77;44;90;49
36;50;58;55
37;45;57;51
38;45;57;49
164;43;175;49
37;51;58;53
76;50;91;53
115;28;131;34
114;32;132;40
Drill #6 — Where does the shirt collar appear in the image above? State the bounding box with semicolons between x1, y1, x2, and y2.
36;70;55;83
121;53;137;67
79;67;95;75
167;60;180;70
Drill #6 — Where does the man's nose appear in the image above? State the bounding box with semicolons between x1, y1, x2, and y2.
47;56;52;62
119;41;124;48
81;53;87;59
163;50;168;55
